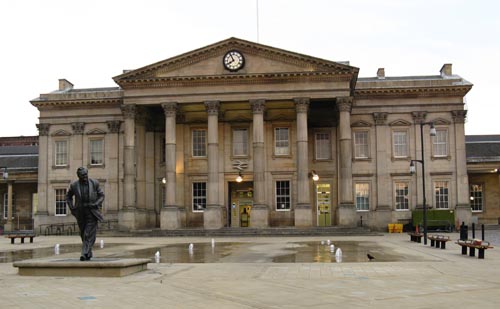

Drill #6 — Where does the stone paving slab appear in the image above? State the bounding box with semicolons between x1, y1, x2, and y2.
0;233;499;308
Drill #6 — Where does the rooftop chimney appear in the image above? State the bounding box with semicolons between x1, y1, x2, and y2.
58;79;74;91
440;64;452;77
377;68;385;79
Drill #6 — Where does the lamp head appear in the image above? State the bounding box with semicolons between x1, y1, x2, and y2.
310;170;319;182
429;123;436;137
1;167;7;180
409;161;416;174
236;172;243;183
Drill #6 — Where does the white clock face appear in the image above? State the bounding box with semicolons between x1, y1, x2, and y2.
223;50;245;71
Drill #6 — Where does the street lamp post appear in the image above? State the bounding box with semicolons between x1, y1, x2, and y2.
410;122;436;245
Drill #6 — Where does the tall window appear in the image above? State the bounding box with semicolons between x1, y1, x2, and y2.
355;183;370;211
232;128;248;157
433;129;448;157
55;189;67;216
315;132;331;160
393;131;408;158
3;193;15;219
434;181;449;209
354;131;369;159
274;128;290;155
192;182;206;211
89;139;104;165
276;180;291;210
470;184;483;212
55;140;68;166
395;182;409;210
192;129;207;157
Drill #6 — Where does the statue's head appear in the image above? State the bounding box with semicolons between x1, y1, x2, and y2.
77;167;88;182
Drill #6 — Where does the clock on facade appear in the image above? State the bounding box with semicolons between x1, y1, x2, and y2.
223;50;245;72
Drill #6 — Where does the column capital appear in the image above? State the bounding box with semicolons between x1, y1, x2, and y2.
107;120;122;133
451;110;467;123
411;111;427;124
71;122;85;135
161;102;178;117
294;97;310;113
337;97;353;112
36;123;50;136
372;112;388;125
250;99;266;114
204;100;220;115
121;104;136;119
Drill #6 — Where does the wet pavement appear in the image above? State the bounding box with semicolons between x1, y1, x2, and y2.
1;229;500;308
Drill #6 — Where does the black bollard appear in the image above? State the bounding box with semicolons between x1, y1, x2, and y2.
482;224;485;241
360;216;363;227
472;223;476;239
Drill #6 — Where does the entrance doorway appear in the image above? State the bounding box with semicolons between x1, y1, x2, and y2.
316;184;331;227
228;181;253;227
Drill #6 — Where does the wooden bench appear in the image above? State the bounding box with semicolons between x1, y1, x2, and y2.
456;240;494;259
408;232;423;243
428;234;450;249
5;233;36;244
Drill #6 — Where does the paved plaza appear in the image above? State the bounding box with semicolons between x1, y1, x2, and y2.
1;230;500;308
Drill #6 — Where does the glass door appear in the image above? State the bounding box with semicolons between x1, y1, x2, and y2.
316;184;331;227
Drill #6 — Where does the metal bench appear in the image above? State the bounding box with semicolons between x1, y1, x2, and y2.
408;232;423;243
5;232;36;244
456;239;494;259
428;234;450;249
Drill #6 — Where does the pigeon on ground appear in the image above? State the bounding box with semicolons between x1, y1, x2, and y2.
367;253;375;261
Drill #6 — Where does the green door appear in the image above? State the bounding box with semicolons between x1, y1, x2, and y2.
316;184;331;227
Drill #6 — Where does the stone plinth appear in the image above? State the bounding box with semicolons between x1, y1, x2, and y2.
13;258;150;277
249;205;269;228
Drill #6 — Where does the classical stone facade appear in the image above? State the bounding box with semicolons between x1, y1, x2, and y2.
31;38;473;231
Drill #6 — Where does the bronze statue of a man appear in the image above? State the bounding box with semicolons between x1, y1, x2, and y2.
66;167;104;261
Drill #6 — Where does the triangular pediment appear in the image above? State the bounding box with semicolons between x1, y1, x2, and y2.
351;120;372;127
51;129;71;137
113;37;358;88
431;118;451;125
86;128;107;135
389;119;412;126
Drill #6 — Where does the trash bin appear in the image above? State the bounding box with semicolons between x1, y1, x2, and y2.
459;222;468;240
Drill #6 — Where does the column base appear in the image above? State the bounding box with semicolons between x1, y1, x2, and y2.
294;203;312;227
118;208;140;231
3;222;13;233
455;203;472;226
204;205;223;230
249;204;269;228
371;206;392;231
337;203;357;227
160;206;181;230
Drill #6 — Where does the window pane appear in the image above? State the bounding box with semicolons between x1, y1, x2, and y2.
434;181;449;209
315;132;331;160
192;182;207;211
470;184;483;212
232;129;248;156
55;189;67;215
90;139;104;165
275;128;289;155
354;132;368;158
355;183;369;211
3;193;16;219
55;141;68;166
433;129;448;157
395;182;409;210
276;180;291;210
393;131;408;157
192;130;207;157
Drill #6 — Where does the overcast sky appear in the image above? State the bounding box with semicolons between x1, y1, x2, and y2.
1;0;498;137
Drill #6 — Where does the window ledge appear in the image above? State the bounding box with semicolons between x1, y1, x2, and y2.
431;155;451;161
52;165;70;170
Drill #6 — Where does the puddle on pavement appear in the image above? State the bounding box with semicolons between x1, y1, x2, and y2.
1;241;423;263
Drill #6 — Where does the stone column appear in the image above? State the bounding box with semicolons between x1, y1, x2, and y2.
373;112;391;227
294;97;313;227
34;123;50;229
337;97;356;226
135;109;147;228
250;99;268;227
119;104;137;230
71;122;85;167
161;102;181;229
452;110;471;225
4;181;14;232
204;101;223;229
106;121;121;220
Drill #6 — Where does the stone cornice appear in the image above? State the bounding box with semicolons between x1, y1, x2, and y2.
354;85;472;98
30;98;122;108
115;71;353;89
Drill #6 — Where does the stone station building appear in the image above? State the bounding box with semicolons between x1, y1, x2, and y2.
30;37;473;231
